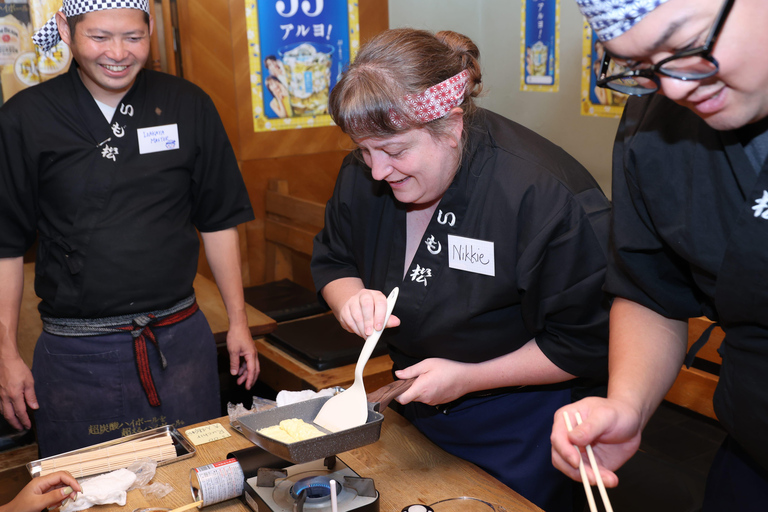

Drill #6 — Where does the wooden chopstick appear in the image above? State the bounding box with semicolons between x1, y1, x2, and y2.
563;411;598;512
574;411;614;512
169;501;203;512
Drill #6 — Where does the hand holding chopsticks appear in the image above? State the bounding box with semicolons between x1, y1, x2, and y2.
563;411;614;512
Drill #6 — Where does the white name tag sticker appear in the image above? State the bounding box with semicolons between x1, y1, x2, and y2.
448;235;495;277
137;124;180;154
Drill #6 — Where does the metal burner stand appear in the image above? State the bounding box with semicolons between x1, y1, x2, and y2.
243;456;379;512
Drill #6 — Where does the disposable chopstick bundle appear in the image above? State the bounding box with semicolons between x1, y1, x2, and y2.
42;435;173;467
39;433;177;478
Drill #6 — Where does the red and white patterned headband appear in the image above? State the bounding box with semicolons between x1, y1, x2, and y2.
392;69;470;126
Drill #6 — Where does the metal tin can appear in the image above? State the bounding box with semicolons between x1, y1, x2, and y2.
190;458;245;506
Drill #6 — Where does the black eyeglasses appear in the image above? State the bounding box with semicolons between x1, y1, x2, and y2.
597;0;735;96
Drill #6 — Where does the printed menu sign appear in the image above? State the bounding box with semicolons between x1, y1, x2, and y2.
185;423;231;446
244;0;359;132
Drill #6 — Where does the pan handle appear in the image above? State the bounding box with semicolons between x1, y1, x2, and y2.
367;378;415;411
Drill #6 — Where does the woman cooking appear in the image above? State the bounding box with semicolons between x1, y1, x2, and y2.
311;28;610;512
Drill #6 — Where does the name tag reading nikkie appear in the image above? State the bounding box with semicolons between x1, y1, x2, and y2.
137;124;180;154
448;235;495;277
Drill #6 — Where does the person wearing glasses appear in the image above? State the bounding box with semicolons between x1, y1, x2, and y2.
550;0;768;508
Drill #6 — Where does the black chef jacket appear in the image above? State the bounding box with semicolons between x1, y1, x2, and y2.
0;63;254;318
312;109;611;379
607;94;768;470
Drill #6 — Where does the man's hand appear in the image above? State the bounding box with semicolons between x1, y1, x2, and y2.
226;322;259;389
0;354;37;430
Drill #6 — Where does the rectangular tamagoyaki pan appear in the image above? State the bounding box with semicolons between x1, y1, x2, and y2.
232;395;384;464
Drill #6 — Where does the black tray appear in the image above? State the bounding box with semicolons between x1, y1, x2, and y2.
266;314;388;371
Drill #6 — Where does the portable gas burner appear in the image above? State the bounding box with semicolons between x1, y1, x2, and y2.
243;455;379;512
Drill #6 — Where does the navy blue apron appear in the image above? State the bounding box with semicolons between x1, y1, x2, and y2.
31;310;220;457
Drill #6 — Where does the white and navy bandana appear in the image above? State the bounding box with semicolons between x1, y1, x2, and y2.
575;0;669;42
33;0;150;52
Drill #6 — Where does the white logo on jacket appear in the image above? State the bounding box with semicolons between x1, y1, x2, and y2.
111;122;125;138
425;235;442;255
101;145;119;161
409;264;432;286
752;190;768;219
437;210;456;226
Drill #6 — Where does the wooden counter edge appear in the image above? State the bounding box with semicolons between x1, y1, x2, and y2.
193;273;277;340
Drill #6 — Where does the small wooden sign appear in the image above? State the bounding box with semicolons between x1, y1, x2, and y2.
185;423;232;446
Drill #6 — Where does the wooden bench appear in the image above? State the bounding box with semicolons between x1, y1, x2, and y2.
664;317;724;420
253;179;394;392
264;179;326;283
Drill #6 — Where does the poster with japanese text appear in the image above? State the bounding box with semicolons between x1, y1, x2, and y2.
0;0;71;106
580;19;627;118
245;0;359;132
520;0;559;92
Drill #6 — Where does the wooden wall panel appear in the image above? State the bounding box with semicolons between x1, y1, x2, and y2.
178;0;388;286
177;0;241;150
240;150;348;288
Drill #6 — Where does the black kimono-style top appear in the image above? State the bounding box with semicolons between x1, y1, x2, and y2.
0;64;254;318
607;94;768;470
312;109;611;380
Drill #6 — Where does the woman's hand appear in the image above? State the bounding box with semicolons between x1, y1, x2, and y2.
550;397;644;488
394;358;474;406
1;471;81;512
337;288;400;338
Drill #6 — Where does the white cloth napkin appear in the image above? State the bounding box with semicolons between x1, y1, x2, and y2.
61;468;137;512
276;387;337;407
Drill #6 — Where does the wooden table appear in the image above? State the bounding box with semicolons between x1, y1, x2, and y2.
100;410;543;512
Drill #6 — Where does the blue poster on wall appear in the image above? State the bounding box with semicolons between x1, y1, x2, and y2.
520;0;559;92
246;0;359;131
580;21;627;118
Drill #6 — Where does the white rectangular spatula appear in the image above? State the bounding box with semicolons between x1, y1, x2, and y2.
313;287;399;433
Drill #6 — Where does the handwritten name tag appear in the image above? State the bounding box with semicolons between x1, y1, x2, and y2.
185;423;231;446
448;235;495;277
137;124;180;154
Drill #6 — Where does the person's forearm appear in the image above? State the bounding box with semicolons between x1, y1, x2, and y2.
460;339;576;393
607;297;688;428
320;277;365;317
0;257;24;359
201;228;248;330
